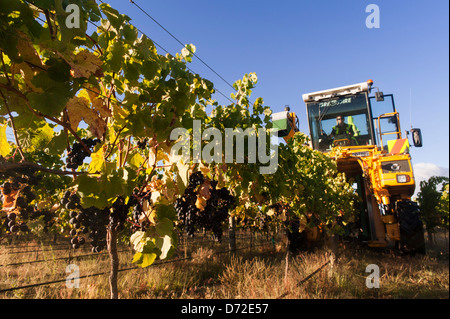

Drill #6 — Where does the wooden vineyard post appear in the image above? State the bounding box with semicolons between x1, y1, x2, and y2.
107;225;119;299
229;216;236;254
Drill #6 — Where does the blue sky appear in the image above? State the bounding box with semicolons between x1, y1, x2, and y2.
107;0;449;186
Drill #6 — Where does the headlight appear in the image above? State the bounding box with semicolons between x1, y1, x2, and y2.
396;174;410;183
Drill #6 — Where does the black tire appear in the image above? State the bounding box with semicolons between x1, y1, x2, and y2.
397;201;426;254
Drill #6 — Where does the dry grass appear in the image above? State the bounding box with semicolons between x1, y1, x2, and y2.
208;250;448;299
0;231;448;299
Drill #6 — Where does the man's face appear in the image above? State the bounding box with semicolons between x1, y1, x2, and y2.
336;117;344;126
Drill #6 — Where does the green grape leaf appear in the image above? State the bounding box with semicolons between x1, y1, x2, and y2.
27;71;73;116
46;130;67;155
105;174;125;198
120;23;137;44
130;231;159;268
155;217;173;237
30;122;54;149
99;3;130;30
76;174;100;196
106;40;126;72
141;60;160;79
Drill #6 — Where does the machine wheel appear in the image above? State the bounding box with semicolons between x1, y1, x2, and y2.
397;201;426;254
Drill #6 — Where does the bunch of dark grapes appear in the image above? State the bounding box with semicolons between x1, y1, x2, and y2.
204;184;235;242
110;196;128;232
66;138;100;169
130;189;152;232
63;191;107;251
189;171;204;187
131;202;142;231
254;202;286;233
174;171;204;236
4;212;28;233
0;164;43;234
254;211;275;233
174;190;199;237
175;172;235;241
137;138;148;150
64;192;131;252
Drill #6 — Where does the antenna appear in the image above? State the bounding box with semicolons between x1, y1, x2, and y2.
409;88;412;129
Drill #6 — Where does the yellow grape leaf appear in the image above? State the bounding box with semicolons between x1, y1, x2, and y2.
66;96;89;131
132;252;143;263
148;146;171;169
108;125;117;145
148;147;156;167
199;162;210;176
149;210;157;224
140;252;157;268
195;196;207;211
157;150;170;163
128;152;144;168
150;190;161;205
148;176;163;192
0;124;11;157
63;50;103;79
84;86;112;118
162;172;177;202
88;146;105;173
85;116;107;140
31;122;54;149
111;102;128;119
66;96;106;139
176;161;189;187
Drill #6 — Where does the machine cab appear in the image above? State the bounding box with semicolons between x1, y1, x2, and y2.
302;80;417;153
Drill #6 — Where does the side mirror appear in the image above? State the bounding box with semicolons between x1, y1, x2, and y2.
411;128;423;147
375;91;384;101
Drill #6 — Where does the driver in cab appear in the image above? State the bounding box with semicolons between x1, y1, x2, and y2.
329;115;358;146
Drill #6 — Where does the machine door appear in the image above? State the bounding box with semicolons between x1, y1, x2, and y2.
369;94;401;150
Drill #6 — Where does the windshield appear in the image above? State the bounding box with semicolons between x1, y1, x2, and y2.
306;93;373;152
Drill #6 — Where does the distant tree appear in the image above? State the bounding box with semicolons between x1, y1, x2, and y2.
417;176;449;244
437;183;449;246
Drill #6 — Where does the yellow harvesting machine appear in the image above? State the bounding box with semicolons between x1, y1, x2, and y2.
273;79;425;253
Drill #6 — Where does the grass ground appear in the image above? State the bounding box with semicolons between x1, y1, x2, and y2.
0;229;448;299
